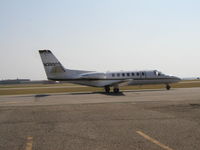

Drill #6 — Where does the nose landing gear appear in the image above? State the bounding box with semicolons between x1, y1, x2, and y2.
166;84;171;90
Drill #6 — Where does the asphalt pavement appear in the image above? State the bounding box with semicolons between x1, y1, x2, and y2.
0;88;200;150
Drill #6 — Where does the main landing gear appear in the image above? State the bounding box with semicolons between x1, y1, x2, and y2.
113;88;120;93
104;86;110;93
166;84;171;90
104;86;120;93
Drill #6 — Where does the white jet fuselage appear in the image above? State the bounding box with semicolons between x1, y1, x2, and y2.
39;50;181;92
47;70;180;87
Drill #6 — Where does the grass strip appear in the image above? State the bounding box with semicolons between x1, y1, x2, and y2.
0;81;200;95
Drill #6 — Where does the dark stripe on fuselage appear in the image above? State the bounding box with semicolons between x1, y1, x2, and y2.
48;77;177;81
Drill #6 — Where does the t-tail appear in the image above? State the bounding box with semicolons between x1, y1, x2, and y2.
39;50;90;80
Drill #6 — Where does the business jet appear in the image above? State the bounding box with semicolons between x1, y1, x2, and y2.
39;50;181;93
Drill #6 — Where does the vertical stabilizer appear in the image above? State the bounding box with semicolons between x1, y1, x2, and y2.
39;50;65;79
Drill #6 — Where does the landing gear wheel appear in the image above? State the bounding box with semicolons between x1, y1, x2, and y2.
166;84;171;90
113;88;120;93
105;86;110;93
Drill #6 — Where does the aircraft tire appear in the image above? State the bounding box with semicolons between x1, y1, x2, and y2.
166;84;171;90
113;88;120;93
105;86;110;93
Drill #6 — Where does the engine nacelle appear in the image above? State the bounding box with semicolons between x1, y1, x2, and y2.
80;72;106;79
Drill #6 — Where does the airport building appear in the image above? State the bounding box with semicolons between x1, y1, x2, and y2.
0;79;57;85
0;79;30;84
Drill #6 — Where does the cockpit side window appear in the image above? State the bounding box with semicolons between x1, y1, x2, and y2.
154;70;163;76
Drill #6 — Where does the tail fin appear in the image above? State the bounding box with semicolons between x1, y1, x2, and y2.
39;50;65;79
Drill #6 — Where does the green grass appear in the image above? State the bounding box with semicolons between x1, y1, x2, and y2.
0;80;200;96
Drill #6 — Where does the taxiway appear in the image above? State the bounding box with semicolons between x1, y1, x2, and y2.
0;88;200;150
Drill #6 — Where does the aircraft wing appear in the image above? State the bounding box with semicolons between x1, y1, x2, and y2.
108;79;133;87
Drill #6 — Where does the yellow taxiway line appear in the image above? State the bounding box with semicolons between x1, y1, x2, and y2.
25;136;33;150
136;131;173;150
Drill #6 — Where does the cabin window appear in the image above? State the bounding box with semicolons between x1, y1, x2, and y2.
142;72;145;76
117;73;120;77
112;73;115;77
136;72;140;76
132;73;135;76
122;73;125;77
127;73;130;76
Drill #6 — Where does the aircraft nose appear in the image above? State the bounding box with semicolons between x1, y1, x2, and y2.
173;76;181;82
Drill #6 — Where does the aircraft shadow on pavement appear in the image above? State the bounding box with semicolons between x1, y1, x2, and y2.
30;92;125;98
69;91;125;96
34;94;50;98
20;89;168;98
66;89;168;96
62;89;167;96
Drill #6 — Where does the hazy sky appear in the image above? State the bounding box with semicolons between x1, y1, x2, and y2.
0;0;200;80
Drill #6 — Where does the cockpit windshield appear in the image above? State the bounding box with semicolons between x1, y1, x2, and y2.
154;70;164;76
